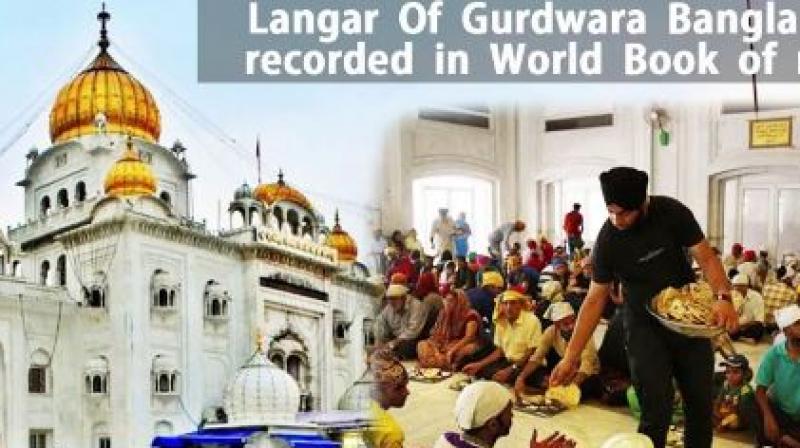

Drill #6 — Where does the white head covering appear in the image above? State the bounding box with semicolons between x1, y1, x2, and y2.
776;304;800;330
453;381;512;430
544;301;574;322
732;273;750;286
600;433;655;448
541;280;563;301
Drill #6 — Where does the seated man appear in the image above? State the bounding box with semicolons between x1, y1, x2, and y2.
462;290;542;384
729;273;766;342
368;349;410;448
506;254;540;298
514;301;601;400
762;266;799;333
374;282;432;359
465;271;504;343
753;304;800;447
435;381;577;448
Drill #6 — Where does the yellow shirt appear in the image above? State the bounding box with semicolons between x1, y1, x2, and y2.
368;401;404;448
493;311;542;363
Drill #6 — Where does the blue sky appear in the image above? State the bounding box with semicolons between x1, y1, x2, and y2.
0;1;792;253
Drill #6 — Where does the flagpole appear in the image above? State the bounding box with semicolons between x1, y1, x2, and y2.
256;135;262;184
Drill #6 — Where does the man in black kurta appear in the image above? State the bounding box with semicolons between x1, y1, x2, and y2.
550;167;738;448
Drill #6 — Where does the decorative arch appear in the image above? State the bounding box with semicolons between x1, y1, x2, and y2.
286;209;300;235
151;269;179;312
75;181;87;202
40;260;50;286
40;195;51;217
57;188;69;208
28;348;50;394
159;191;172;206
273;206;285;230
154;420;173;436
56;254;67;286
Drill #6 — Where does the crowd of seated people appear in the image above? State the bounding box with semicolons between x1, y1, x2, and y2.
369;227;800;447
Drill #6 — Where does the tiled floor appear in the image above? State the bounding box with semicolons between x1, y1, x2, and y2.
390;339;769;448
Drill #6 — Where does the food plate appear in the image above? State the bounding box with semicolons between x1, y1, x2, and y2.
515;395;567;417
448;375;475;391
544;385;581;408
648;285;726;339
409;367;453;383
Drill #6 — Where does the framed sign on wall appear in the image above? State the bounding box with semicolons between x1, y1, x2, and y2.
749;117;793;149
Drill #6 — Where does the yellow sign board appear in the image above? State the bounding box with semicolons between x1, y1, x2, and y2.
749;117;793;149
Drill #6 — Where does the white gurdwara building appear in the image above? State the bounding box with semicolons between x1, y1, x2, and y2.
0;7;380;448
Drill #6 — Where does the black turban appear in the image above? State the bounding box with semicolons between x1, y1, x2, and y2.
599;167;649;210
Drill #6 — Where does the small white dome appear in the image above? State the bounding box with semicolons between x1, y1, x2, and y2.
223;351;300;425
337;370;373;411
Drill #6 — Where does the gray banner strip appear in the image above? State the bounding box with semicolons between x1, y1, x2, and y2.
198;0;800;82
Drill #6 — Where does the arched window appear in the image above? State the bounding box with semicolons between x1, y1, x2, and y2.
40;196;51;217
40;260;50;286
88;289;105;308
75;181;87;202
152;356;179;395
158;289;169;307
158;374;170;392
287;209;300;235
301;217;313;237
270;352;285;369
204;280;230;320
85;356;110;395
286;355;302;382
273;206;284;230
151;270;179;312
28;365;47;393
11;260;20;277
56;255;67;286
57;188;69;208
160;191;171;205
92;376;103;393
249;207;260;226
363;318;376;349
28;350;50;394
231;208;245;228
154;421;174;436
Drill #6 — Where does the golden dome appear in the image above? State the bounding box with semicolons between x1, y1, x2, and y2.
49;6;160;144
325;211;358;263
254;171;313;211
104;137;157;197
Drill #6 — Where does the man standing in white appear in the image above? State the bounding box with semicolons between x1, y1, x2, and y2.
430;208;456;258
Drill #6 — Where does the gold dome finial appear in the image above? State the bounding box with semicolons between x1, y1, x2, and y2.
255;327;266;353
97;3;111;52
48;6;161;144
103;136;158;197
326;210;358;263
253;170;314;211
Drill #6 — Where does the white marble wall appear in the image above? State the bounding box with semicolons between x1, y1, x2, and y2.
382;103;800;251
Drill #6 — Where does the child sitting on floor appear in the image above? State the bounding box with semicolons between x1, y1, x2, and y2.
713;354;755;432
